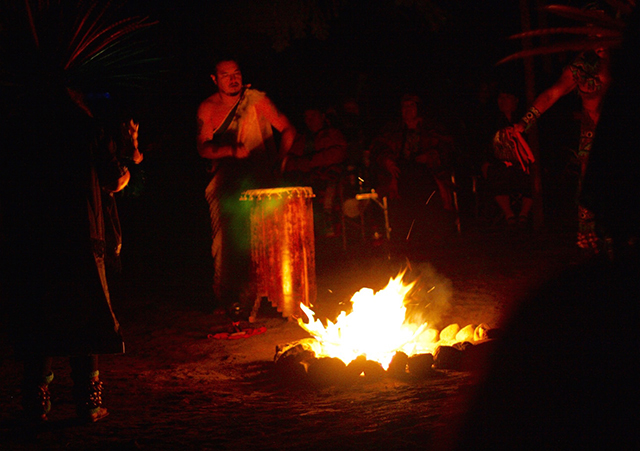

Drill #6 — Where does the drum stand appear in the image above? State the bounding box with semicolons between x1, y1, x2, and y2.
341;189;391;251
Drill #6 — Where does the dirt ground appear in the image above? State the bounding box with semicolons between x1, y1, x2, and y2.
0;189;581;450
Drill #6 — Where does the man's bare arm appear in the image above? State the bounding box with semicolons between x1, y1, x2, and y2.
514;68;577;133
256;96;297;158
278;124;297;159
196;103;235;160
531;68;577;115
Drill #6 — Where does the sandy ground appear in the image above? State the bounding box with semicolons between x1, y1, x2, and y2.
1;181;581;450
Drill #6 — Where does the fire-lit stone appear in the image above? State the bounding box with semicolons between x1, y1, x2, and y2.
346;355;386;381
361;359;386;380
461;339;498;372
407;353;436;378
387;351;409;377
473;323;491;341
274;338;319;383
307;357;349;386
439;324;460;343
456;324;476;343
433;345;464;370
274;338;319;364
346;355;368;378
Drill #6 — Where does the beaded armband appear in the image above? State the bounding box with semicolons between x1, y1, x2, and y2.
578;204;595;224
520;106;541;132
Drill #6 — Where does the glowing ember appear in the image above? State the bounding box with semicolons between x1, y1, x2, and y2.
298;272;487;369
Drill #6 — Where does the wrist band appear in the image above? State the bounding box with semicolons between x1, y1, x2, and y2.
521;106;541;131
578;204;595;223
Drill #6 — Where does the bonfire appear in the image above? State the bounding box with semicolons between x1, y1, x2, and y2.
293;272;491;372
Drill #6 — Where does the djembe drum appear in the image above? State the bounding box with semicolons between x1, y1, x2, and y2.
240;187;316;321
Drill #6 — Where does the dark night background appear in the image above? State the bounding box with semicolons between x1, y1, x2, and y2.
1;0;590;304
109;1;584;291
119;0;583;132
126;1;526;124
5;3;637;448
108;0;592;179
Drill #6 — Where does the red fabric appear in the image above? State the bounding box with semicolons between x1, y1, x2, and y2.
208;326;267;340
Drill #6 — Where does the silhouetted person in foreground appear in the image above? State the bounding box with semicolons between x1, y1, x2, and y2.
1;85;136;423
443;6;640;450
0;1;149;424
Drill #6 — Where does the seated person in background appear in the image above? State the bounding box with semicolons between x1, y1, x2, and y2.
486;87;535;228
283;105;348;237
333;97;375;197
333;97;371;167
370;94;455;243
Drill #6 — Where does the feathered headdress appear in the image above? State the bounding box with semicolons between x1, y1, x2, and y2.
0;0;158;97
498;1;635;64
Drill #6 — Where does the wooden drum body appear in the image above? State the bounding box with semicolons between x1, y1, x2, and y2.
240;187;316;320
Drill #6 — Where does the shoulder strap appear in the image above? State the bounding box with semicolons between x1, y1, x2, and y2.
212;88;246;138
205;89;247;174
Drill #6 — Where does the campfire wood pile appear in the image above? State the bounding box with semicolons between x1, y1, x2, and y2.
274;327;501;386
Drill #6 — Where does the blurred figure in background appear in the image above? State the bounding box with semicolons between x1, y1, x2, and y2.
486;86;534;229
370;94;455;245
283;105;348;237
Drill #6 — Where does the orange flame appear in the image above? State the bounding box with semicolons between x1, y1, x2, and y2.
298;272;488;369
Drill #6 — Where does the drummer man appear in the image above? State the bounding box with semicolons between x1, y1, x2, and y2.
196;57;296;313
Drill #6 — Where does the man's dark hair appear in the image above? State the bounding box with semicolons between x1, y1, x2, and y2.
210;54;240;75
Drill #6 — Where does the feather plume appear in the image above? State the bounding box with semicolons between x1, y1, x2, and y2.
498;2;634;64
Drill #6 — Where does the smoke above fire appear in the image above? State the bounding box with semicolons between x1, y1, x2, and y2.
402;262;453;330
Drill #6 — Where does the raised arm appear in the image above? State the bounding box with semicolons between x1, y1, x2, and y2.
514;67;577;133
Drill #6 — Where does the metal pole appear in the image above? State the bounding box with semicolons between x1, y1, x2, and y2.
382;196;391;242
451;173;461;234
